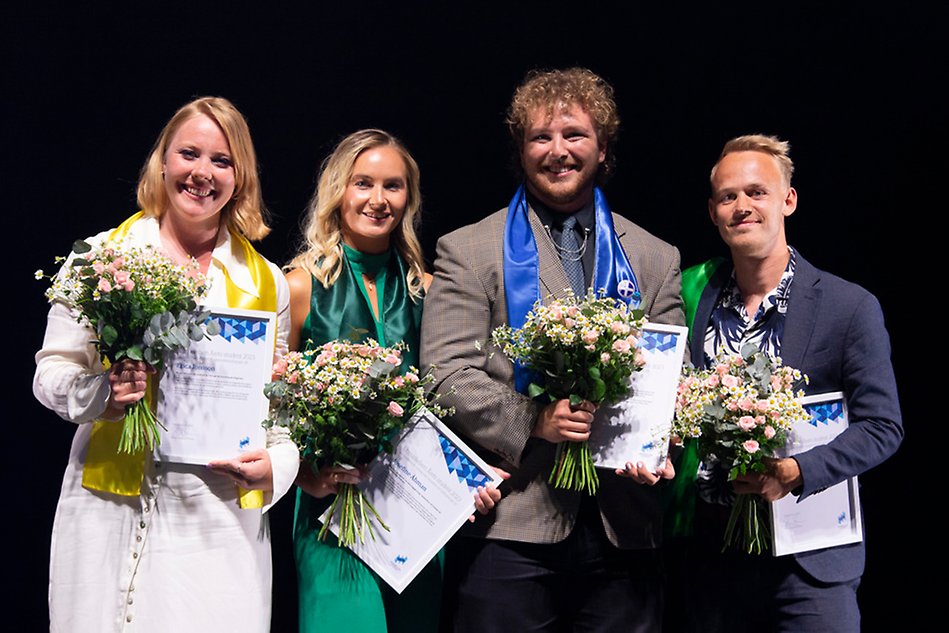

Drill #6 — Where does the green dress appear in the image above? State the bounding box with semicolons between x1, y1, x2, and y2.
293;245;443;633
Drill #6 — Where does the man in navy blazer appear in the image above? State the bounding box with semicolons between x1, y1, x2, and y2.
682;135;903;631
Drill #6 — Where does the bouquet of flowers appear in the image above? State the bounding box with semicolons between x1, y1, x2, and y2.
491;290;647;495
263;339;451;547
38;239;217;453
673;344;809;554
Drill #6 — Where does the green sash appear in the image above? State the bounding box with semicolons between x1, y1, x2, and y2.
666;257;724;537
301;247;422;367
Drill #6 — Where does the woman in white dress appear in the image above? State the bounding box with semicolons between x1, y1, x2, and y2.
34;96;297;632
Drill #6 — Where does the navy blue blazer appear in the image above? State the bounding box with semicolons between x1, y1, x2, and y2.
690;250;903;583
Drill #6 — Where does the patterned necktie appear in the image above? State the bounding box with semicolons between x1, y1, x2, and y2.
558;215;585;296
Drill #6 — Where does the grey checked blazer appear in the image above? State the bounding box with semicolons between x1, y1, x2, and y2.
421;204;685;548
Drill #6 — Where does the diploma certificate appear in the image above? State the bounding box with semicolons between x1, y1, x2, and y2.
156;306;276;464
590;323;688;471
770;392;863;556
323;407;503;594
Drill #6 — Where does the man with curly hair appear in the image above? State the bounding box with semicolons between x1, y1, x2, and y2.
422;67;684;632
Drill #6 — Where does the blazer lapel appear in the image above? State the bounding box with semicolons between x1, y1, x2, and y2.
781;252;821;370
691;263;731;368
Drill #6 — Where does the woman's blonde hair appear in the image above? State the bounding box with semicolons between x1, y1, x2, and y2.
288;129;425;298
136;96;271;240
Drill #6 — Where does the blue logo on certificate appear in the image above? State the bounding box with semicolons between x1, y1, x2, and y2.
208;315;269;344
438;435;490;492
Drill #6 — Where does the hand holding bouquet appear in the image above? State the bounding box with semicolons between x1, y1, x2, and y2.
38;239;218;453
673;344;809;553
263;339;450;547
491;290;647;495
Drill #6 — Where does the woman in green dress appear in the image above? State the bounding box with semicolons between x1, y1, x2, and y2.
285;129;501;632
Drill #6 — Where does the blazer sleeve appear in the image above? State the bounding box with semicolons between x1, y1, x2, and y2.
794;292;903;499
420;230;540;467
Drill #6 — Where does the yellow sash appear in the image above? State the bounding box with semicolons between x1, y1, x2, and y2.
82;212;277;509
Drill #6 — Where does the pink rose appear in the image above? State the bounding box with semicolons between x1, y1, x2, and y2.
97;278;112;292
610;321;629;335
770;375;783;391
726;401;739;411
755;415;766;426
738;397;755;411
581;330;598;344
387;401;404;417
92;261;105;274
114;270;129;285
763;425;776;440
585;344;596;352
385;353;401;365
756;400;770;413
634;349;646;366
715;363;729;376
600;352;611;363
566;306;579;318
721;375;739;389
704;374;720;388
548;306;563;321
563;317;576;329
742;440;760;454
393;376;405;387
738;416;756;432
272;358;288;376
612;339;631;354
112;256;124;269
404;372;420;383
286;371;299;384
123;280;134;292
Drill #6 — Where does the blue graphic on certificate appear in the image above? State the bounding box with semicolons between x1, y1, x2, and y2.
770;392;863;556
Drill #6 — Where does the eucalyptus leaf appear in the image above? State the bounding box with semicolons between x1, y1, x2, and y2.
127;346;144;361
205;319;221;336
527;383;546;399
72;240;92;254
100;324;118;346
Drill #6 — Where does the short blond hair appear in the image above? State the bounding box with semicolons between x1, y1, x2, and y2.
287;129;425;299
507;67;620;180
711;134;794;187
137;96;270;240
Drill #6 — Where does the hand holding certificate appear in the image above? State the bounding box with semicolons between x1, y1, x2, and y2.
589;323;688;473
770;392;863;556
157;306;276;464
332;408;504;593
263;338;453;547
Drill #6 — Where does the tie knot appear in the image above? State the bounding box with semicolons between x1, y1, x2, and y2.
561;215;578;231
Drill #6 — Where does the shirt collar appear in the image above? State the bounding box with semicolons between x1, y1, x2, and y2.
527;191;595;233
720;247;797;319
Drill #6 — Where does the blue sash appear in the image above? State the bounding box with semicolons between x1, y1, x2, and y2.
502;185;641;392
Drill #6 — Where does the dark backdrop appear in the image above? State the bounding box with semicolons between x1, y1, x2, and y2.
5;2;939;629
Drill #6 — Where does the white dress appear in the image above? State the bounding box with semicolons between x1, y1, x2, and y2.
34;217;297;633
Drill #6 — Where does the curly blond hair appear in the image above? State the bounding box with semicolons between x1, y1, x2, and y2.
136;96;270;240
506;67;620;180
287;129;425;299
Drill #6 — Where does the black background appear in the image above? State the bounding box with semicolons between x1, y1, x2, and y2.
5;1;940;629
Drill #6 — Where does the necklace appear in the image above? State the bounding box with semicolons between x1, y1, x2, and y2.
543;224;591;262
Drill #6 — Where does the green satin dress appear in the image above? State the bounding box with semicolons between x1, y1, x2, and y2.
293;245;443;633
